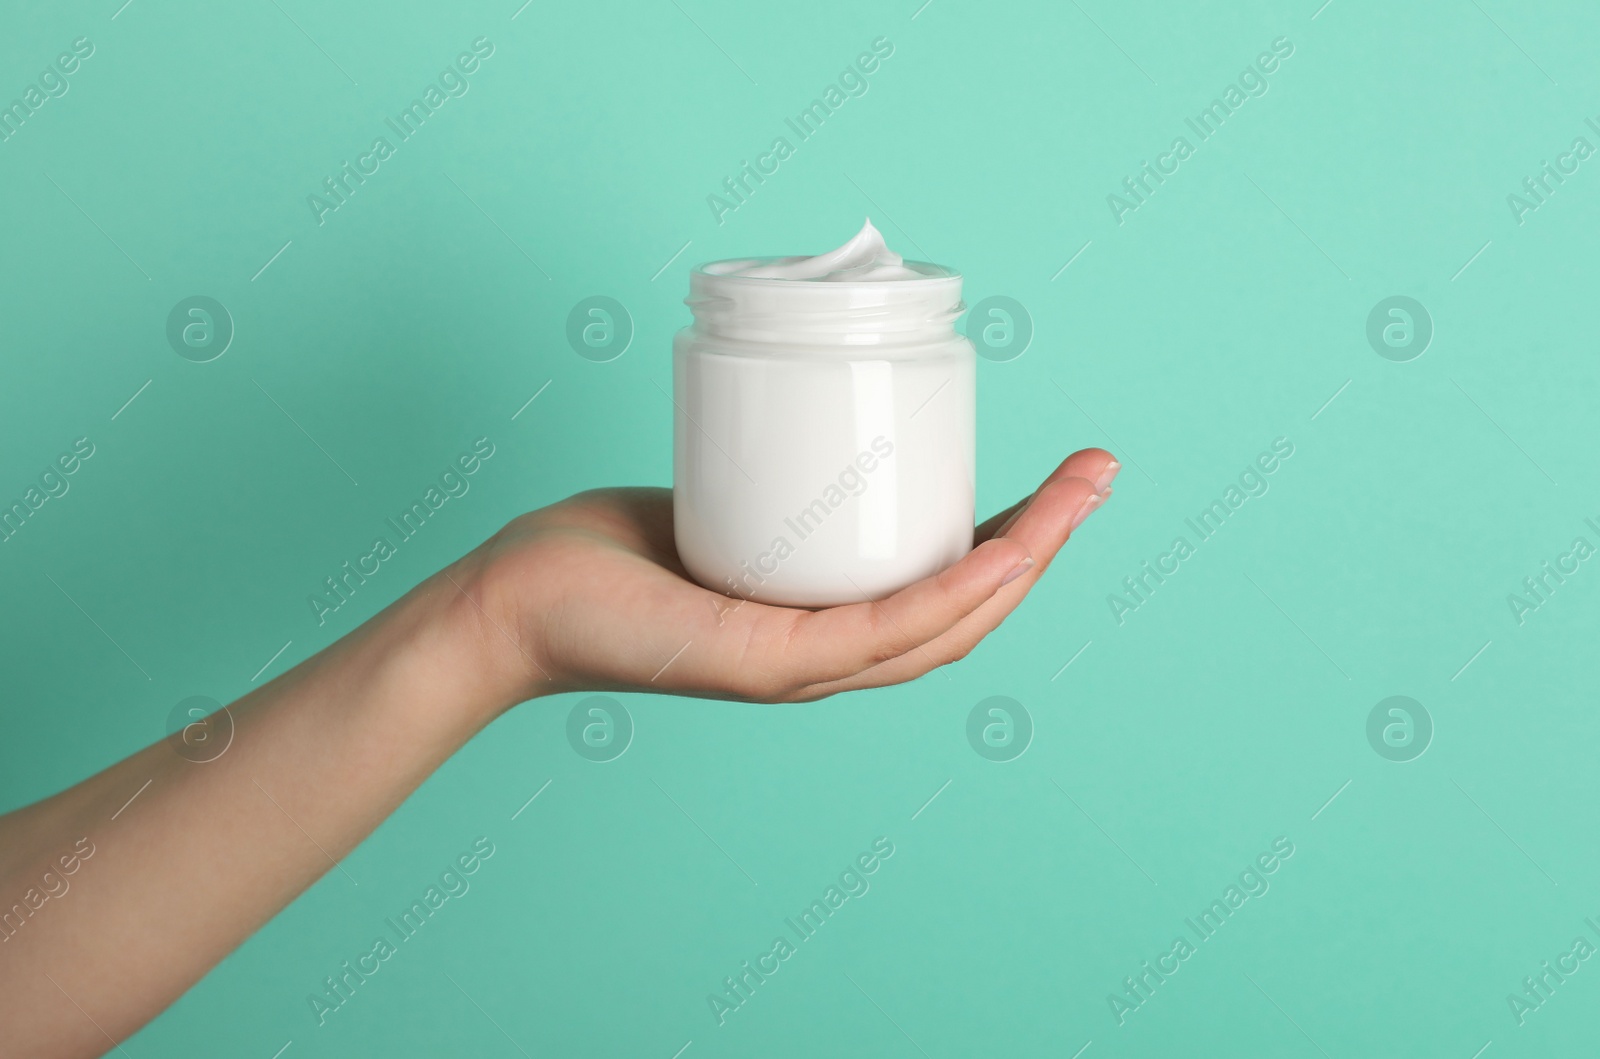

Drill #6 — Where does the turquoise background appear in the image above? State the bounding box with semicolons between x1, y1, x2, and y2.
3;0;1598;1054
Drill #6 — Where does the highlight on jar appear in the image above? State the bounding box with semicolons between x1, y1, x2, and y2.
671;219;978;608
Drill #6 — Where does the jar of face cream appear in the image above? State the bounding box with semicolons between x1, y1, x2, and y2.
673;219;975;608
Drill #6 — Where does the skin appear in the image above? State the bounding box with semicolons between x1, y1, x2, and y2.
0;447;1116;1058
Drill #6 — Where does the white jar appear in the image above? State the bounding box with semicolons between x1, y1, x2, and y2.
672;255;975;607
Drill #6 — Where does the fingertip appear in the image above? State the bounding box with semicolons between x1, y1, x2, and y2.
1000;556;1034;586
1070;490;1107;531
1023;475;1099;525
970;534;1032;580
1043;448;1120;491
998;475;1101;572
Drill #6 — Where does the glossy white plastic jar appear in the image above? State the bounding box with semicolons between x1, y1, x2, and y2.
672;240;975;608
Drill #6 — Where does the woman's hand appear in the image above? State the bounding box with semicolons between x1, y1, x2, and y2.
456;447;1118;708
0;448;1114;1057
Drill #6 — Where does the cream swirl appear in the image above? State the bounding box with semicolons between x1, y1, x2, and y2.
727;219;926;281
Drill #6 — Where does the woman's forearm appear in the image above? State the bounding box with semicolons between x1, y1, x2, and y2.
0;559;517;1058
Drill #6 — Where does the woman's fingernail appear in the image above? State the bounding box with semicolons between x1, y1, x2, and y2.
1000;557;1035;586
1071;493;1105;531
1094;460;1121;493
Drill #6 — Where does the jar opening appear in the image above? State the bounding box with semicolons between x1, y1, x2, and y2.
686;258;965;347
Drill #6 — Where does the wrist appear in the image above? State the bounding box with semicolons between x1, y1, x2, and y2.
418;539;561;726
323;557;530;744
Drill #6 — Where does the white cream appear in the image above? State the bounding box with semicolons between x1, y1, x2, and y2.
726;219;927;282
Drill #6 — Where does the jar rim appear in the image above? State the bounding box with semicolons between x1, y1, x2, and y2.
692;256;961;286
